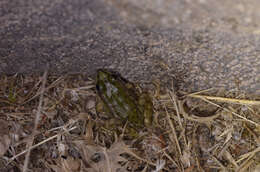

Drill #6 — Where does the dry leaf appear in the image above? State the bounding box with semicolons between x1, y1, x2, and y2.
0;120;11;156
61;156;81;172
74;140;128;172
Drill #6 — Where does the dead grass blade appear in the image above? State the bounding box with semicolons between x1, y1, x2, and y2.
182;95;259;127
22;75;65;105
164;105;182;156
125;146;171;171
236;146;260;164
202;98;260;127
188;94;260;106
168;91;183;129
237;159;255;172
9;126;77;163
22;70;48;172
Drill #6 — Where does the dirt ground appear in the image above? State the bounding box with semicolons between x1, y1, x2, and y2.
0;0;260;93
0;74;259;171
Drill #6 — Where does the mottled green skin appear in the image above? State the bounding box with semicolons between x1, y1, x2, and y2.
96;69;153;129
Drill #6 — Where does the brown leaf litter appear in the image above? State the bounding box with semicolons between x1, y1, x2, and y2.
0;73;259;172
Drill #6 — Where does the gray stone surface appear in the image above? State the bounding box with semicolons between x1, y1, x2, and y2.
0;0;260;93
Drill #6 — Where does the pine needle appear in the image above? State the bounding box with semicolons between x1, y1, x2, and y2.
188;94;260;106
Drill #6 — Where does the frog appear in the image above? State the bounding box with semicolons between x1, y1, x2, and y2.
96;69;153;132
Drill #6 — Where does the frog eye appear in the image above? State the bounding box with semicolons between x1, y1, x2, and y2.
96;84;102;91
96;84;100;91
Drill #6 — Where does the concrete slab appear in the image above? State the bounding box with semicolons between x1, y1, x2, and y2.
0;0;260;93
